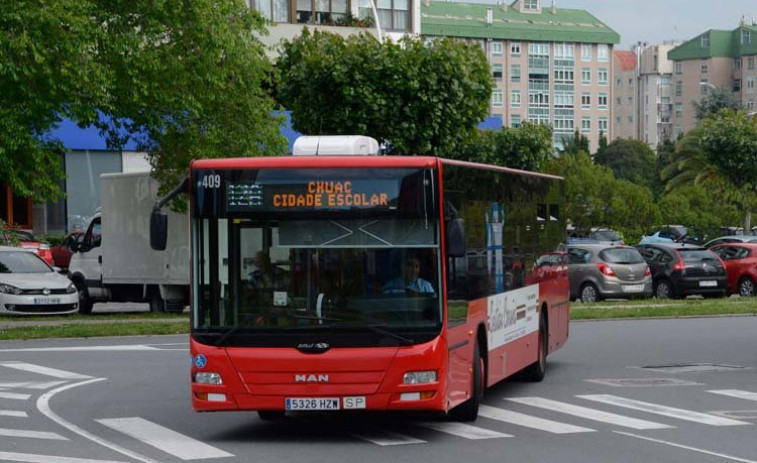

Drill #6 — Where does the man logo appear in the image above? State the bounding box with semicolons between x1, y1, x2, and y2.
295;374;330;383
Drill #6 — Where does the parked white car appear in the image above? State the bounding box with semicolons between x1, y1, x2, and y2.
0;246;78;315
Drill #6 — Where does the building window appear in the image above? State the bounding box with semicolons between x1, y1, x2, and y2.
674;103;682;117
581;44;592;61
511;90;521;108
554;43;575;60
256;0;290;22
749;57;755;70
597;44;609;62
700;59;708;74
627;116;633;123
301;0;349;24
616;97;621;105
675;62;682;75
734;59;742;70
743;29;751;45
510;42;521;56
598;93;608;109
491;41;503;56
734;79;742;92
511;64;521;83
627;96;633;104
523;0;539;11
701;33;710;48
700;79;709;96
581;67;591;85
492;64;503;82
748;76;756;94
598;117;608;133
581;116;591;133
492;90;504;107
616;116;622;124
581;92;591;108
598;68;608;85
554;69;574;83
359;0;408;31
675;80;682;97
511;114;522;128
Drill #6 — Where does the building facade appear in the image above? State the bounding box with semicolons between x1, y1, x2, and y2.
668;20;757;137
421;0;619;152
612;50;637;141
637;42;677;148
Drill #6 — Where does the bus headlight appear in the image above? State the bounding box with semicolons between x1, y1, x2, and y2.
403;371;437;384
194;372;223;385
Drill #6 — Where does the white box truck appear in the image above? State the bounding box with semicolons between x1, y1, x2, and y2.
68;172;189;313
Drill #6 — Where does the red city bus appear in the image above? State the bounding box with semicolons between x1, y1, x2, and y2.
152;138;569;421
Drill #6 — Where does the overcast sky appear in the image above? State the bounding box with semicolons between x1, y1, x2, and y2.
472;0;757;49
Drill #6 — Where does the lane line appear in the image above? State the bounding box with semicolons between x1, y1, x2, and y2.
418;421;512;439
97;418;233;460
0;346;162;353
0;391;31;400
478;405;595;434
37;378;162;463
0;428;67;440
0;410;27;417
578;394;750;426
0;451;129;463
507;397;673;430
615;431;757;463
708;389;757;402
0;381;67;390
352;430;426;446
0;362;90;379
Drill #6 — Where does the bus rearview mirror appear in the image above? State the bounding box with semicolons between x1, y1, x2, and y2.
150;209;168;251
446;218;466;258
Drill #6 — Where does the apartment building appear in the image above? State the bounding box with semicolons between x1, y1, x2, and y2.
612;50;637;141
421;0;619;152
637;42;677;148
668;19;757;137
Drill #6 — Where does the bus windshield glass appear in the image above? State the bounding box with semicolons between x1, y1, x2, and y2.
191;167;442;347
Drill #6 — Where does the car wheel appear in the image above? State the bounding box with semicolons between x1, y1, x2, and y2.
73;278;93;315
580;283;600;303
738;277;756;297
654;280;673;299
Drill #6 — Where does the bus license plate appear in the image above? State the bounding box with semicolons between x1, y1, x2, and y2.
285;398;340;411
33;297;61;305
699;280;717;287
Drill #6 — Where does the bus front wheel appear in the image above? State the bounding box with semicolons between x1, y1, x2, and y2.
449;341;483;422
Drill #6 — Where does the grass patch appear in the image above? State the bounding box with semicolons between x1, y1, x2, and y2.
0;312;188;323
571;297;757;320
0;322;189;341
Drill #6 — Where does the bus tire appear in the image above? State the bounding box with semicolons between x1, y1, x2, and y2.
522;311;547;382
449;341;483;422
74;278;93;315
257;411;285;421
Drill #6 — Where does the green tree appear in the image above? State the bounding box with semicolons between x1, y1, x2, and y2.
596;131;608;157
558;130;590;157
594;138;659;196
700;109;757;230
658;185;742;233
660;128;716;192
693;87;740;121
1;0;286;201
456;122;554;171
276;30;493;155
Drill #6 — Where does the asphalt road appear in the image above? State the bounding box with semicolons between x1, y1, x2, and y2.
0;316;755;463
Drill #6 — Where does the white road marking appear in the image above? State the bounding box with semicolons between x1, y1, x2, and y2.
709;389;757;402
0;362;90;379
37;378;162;463
578;394;751;426
0;410;27;417
0;451;129;463
0;428;67;440
97;417;233;460
616;431;757;463
0;346;162;353
0;391;31;400
478;405;595;434
352;430;426;446
507;397;673;430
0;381;67;390
419;421;512;439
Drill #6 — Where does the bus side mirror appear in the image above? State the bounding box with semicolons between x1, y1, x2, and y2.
150;209;168;251
446;218;466;258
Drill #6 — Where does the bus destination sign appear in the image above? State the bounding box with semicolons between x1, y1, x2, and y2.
227;180;392;212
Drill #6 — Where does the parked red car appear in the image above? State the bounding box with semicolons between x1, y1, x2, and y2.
51;232;84;269
0;229;55;267
710;243;757;297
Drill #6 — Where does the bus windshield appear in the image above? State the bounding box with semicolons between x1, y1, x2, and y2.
191;167;442;347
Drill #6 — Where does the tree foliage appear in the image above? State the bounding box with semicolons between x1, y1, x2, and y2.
594;138;659;195
275;30;493;155
455;122;554;171
1;0;286;201
558;130;590;157
693;87;740;121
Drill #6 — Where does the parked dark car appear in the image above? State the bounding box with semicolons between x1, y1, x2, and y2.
710;243;757;297
50;232;84;269
703;235;757;249
636;243;728;299
567;244;652;303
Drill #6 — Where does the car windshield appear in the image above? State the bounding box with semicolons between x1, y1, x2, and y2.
599;247;644;264
10;230;35;241
680;249;719;263
0;251;52;273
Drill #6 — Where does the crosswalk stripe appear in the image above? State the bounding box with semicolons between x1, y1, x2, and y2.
478;405;595;434
578;394;751;426
418;421;512;439
0;381;67;390
0;410;27;417
0;428;67;440
352;429;426;446
0;391;31;400
0;362;90;380
708;389;757;402
96;418;233;460
507;397;673;430
0;451;129;463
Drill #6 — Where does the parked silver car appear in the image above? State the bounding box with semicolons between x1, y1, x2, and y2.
0;246;78;315
567;244;652;303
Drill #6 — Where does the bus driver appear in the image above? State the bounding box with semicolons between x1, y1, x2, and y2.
382;254;435;294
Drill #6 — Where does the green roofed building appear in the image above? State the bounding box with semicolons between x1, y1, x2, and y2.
668;18;757;135
421;0;620;151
